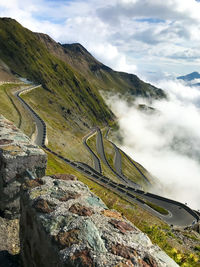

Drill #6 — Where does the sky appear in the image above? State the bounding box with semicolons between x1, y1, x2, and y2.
1;0;200;78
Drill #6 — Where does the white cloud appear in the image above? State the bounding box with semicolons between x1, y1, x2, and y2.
106;80;200;209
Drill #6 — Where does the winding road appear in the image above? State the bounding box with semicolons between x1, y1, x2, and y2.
14;85;46;146
96;127;142;189
83;129;102;173
105;127;151;186
13;84;199;227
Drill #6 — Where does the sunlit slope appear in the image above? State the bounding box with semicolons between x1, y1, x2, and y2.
37;33;166;99
61;43;166;99
0;18;114;130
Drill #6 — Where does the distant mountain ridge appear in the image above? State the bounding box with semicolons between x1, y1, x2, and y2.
177;71;200;81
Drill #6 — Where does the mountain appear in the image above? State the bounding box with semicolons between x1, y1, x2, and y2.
0;17;167;169
0;18;115;128
177;71;200;81
37;33;166;99
0;18;166;102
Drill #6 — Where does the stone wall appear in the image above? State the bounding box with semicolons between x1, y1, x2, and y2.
0;116;47;218
20;174;178;267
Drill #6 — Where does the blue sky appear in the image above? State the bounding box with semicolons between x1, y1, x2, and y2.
0;0;200;80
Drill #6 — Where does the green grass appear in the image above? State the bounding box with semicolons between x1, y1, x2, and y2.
144;225;200;266
183;233;200;241
145;200;169;215
102;138;116;170
120;151;150;189
0;83;35;137
133;194;169;215
22;88;95;165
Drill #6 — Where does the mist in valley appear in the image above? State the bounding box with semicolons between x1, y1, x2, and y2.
106;79;200;210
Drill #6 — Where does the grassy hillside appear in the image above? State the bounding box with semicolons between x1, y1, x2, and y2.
0;18;166;167
36;33;166;100
0;18;114;130
0;59;17;81
62;43;166;99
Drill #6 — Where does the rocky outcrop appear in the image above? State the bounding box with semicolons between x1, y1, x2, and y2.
20;174;178;267
0;59;18;82
0;116;47;218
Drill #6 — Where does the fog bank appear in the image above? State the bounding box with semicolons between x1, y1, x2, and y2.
106;79;200;210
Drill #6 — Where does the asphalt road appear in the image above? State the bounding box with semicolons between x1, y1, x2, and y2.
14;85;199;227
104;128;122;175
83;129;102;173
14;85;44;146
125;186;197;226
105;128;151;186
96;127;142;189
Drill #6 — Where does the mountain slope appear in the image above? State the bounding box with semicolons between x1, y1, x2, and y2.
177;71;200;81
0;18;166;127
0;18;114;129
0;17;166;171
0;59;17;82
62;43;166;99
36;32;166;99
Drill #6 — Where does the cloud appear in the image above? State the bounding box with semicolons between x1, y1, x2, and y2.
97;0;200;24
0;0;200;75
106;79;200;210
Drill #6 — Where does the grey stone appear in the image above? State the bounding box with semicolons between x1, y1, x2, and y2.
80;219;106;252
20;175;179;267
0;116;47;218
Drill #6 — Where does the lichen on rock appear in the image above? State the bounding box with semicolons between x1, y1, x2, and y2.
20;175;179;267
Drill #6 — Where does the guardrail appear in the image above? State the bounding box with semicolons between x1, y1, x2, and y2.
0;81;24;85
135;189;200;222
